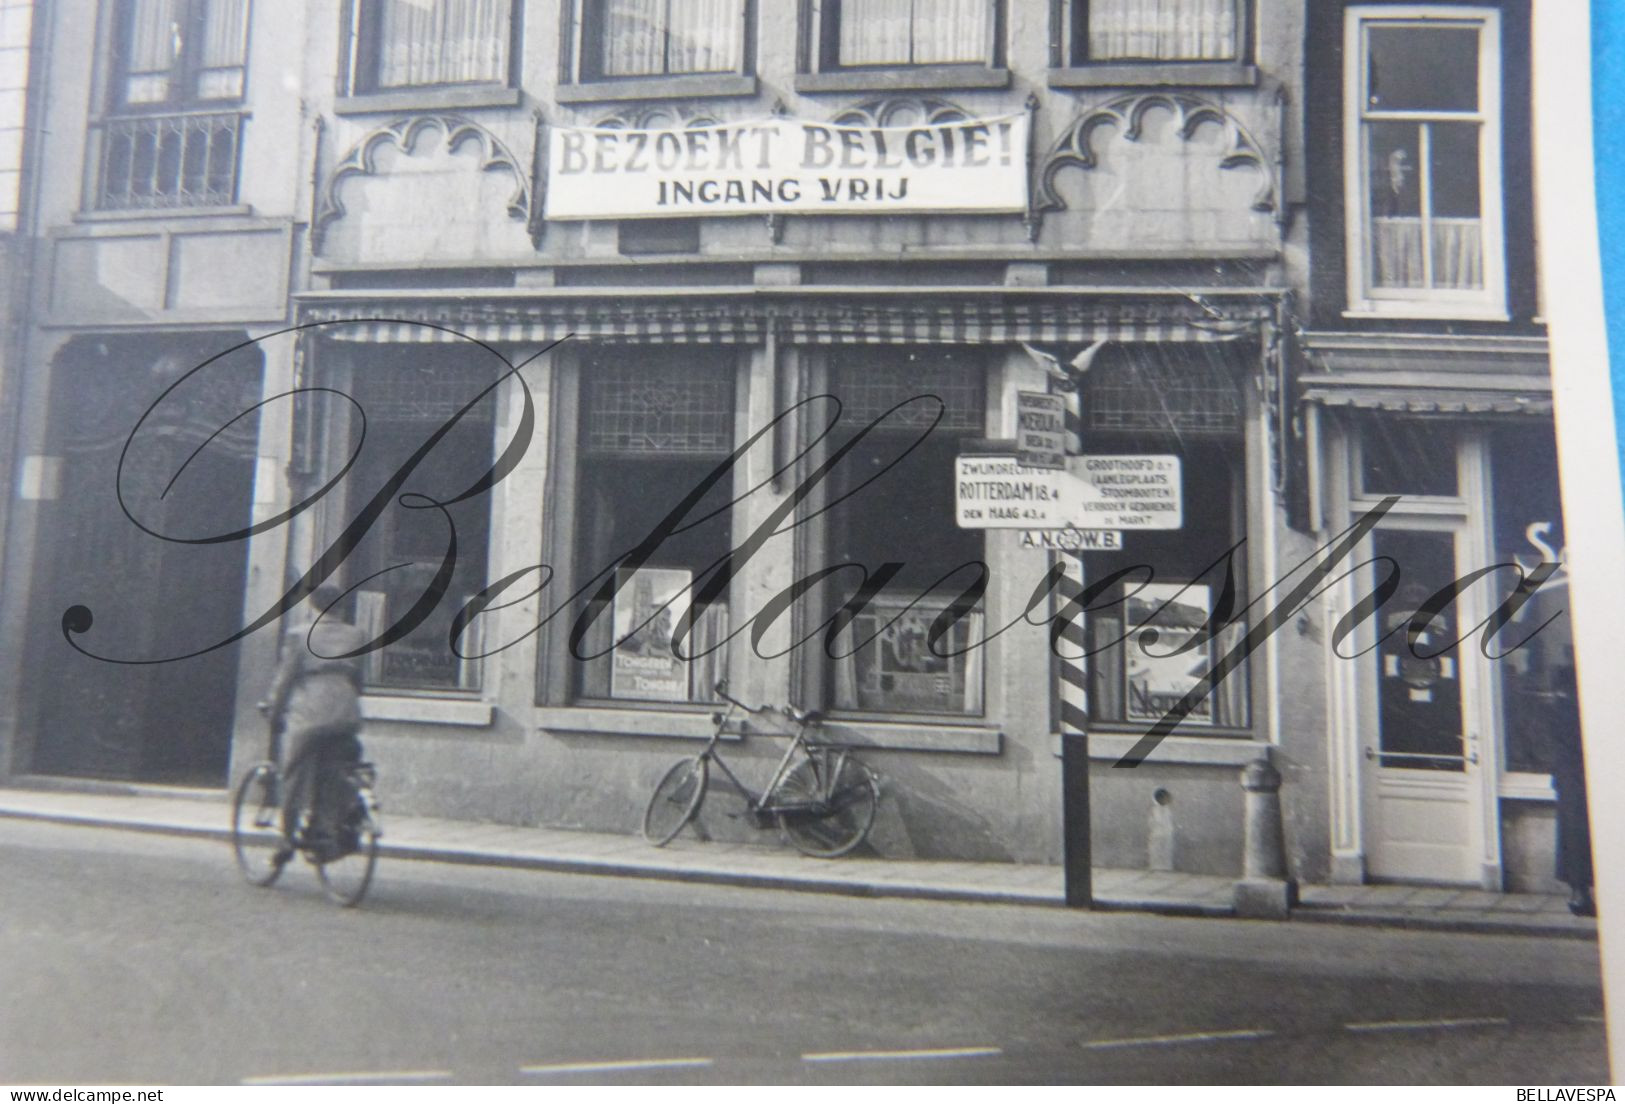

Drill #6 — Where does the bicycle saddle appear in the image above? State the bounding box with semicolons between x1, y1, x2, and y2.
785;706;825;727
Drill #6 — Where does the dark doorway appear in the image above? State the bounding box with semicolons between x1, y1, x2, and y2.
27;333;262;786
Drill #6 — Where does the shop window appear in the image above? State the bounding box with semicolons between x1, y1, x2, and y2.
573;351;735;704
576;0;747;80
1065;0;1243;63
1080;345;1250;731
1344;7;1506;317
820;349;986;717
345;352;498;693
1357;418;1460;499
349;0;515;93
1489;424;1575;779
812;0;997;69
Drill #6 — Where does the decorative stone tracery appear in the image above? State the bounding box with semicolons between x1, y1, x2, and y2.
313;114;531;255
1032;92;1278;239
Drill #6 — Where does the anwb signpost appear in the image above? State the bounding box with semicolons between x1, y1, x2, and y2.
953;449;1182;911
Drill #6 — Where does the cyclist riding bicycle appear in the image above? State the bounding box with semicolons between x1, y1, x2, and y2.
258;583;369;867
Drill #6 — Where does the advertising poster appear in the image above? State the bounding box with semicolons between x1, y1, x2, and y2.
609;566;692;703
1123;583;1214;726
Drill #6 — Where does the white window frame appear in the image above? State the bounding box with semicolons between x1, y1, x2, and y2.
569;0;752;83
1066;0;1247;66
345;0;517;96
1342;5;1508;321
807;0;1000;73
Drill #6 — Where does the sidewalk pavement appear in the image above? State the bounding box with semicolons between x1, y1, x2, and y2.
0;783;1598;939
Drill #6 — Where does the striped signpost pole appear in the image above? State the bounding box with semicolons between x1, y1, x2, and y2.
1056;374;1092;908
1017;339;1108;908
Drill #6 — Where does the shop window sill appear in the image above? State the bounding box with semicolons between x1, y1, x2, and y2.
819;719;1002;755
537;705;737;741
334;86;523;116
73;204;254;223
1048;62;1258;89
1342;304;1511;324
1056;731;1265;766
362;695;494;727
555;74;758;104
794;66;1010;94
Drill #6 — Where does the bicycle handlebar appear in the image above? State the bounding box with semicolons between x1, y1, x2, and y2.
712;680;822;730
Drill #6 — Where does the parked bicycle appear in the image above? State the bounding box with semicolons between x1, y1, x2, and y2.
230;734;382;907
643;681;881;858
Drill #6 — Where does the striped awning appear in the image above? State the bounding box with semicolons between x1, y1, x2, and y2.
301;296;1269;347
772;301;1261;345
1300;382;1552;416
303;303;766;345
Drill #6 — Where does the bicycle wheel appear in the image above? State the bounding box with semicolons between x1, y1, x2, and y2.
316;782;380;907
776;752;880;858
231;762;288;887
643;756;708;846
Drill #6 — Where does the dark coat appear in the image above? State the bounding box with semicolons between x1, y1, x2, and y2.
266;617;370;755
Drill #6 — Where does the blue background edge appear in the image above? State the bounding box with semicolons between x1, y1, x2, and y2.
1595;2;1625;476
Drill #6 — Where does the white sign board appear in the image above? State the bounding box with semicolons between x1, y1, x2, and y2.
545;115;1029;219
955;455;1182;531
1019;529;1123;551
1072;455;1182;530
1015;391;1066;470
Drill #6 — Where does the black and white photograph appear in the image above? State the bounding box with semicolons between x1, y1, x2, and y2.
0;0;1619;1092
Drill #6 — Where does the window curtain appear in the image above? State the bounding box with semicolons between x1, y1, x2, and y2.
195;0;248;99
374;0;510;89
913;0;985;64
1086;0;1238;61
667;0;742;74
601;0;742;77
1372;217;1484;291
839;0;984;66
1431;217;1485;290
124;0;179;104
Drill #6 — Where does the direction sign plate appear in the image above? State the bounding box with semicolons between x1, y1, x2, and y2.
955;454;1182;531
1014;391;1066;470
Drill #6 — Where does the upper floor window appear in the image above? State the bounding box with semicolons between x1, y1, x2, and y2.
113;0;248;109
350;0;514;93
1344;6;1507;318
1066;0;1242;64
815;0;995;69
577;0;746;80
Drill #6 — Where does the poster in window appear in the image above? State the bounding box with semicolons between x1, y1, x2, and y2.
1124;583;1214;726
844;599;982;716
610;566;693;702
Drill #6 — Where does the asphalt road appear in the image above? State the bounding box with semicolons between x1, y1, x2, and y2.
0;818;1610;1086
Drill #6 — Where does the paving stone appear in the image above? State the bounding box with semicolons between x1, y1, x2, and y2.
1299;885;1365;907
1349;885;1420;906
1488;894;1552;913
1444;890;1504;910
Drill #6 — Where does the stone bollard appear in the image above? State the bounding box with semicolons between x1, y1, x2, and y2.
1233;757;1299;919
